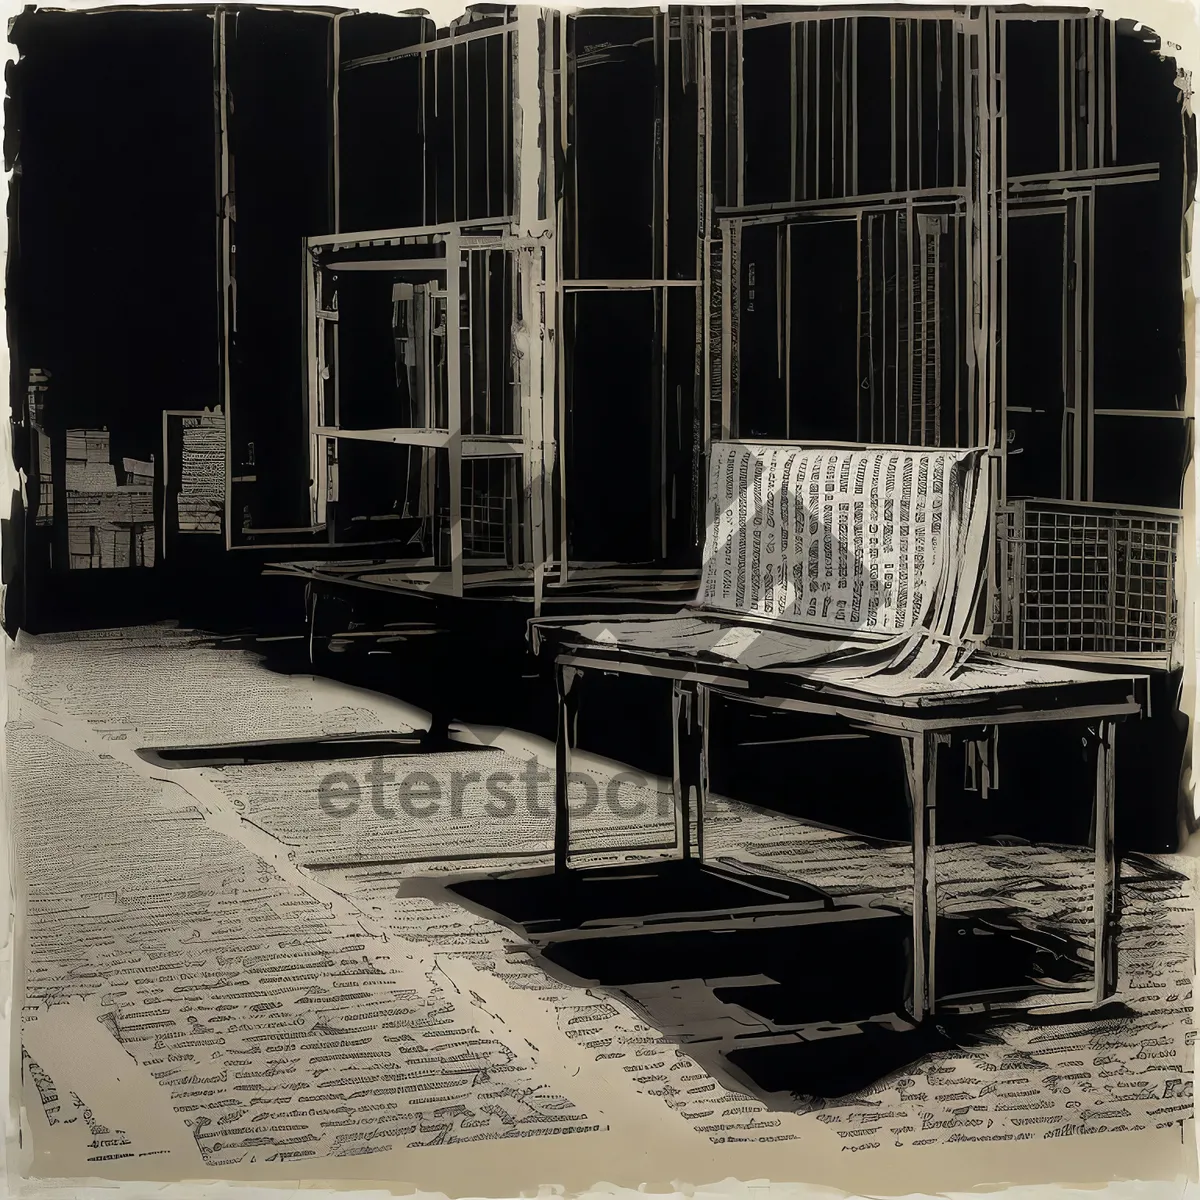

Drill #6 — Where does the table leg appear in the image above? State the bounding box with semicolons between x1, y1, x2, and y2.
305;583;317;666
671;681;710;862
1092;717;1118;1005
554;662;580;874
903;732;940;1020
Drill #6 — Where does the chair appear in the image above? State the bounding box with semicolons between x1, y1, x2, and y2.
530;441;1148;1021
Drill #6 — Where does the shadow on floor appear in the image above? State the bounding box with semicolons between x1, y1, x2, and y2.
406;858;1136;1109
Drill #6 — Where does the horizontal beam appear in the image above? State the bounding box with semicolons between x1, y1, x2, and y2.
343;19;516;71
307;221;500;249
315;426;449;447
1093;408;1189;419
719;188;968;221
323;258;449;274
562;279;701;290
1008;163;1160;194
462;435;524;458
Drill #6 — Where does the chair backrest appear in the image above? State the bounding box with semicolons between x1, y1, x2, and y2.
697;441;993;643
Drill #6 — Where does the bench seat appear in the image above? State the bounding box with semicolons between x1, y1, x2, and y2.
534;609;1147;720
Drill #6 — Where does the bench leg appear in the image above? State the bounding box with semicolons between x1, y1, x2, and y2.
305;583;318;666
1092;718;1118;1005
671;681;709;862
903;732;941;1021
554;663;580;873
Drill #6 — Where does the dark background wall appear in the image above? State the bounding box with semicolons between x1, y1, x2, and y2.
3;7;1195;855
7;9;218;629
6;6;334;631
226;8;334;534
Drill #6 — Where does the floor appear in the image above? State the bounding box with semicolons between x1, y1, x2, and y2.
5;624;1195;1180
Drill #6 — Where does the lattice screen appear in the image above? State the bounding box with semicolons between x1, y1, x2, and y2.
991;501;1179;655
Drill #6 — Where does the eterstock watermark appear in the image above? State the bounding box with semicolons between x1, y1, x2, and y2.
318;759;670;820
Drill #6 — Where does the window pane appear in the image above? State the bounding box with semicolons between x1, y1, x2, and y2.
463;249;516;436
333;439;446;555
569;16;656;278
742;25;791;205
1005;212;1067;499
332;266;449;431
1004;20;1061;177
565;290;658;563
1093;184;1185;411
789;218;858;441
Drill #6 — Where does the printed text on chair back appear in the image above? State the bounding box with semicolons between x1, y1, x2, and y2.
698;442;990;640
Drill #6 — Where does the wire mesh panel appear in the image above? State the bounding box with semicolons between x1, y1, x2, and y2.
994;501;1179;655
462;456;520;565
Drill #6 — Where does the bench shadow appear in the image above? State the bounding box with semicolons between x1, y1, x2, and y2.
400;858;1134;1111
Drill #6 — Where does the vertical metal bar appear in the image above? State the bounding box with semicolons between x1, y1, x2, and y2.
448;236;464;594
870;214;878;443
1090;14;1099;171
1068;19;1078;173
735;6;745;208
558;12;571;581
904;733;936;1020
700;7;713;469
790;21;797;203
661;10;669;282
484;254;492;436
1058;19;1066;173
1072;198;1083;501
953;212;961;447
998;19;1008;495
983;13;999;450
916;18;923;191
963;17;977;449
1061;207;1071;501
660;12;670;562
306;256;320;527
905;17;913;192
485;27;494;218
856;210;864;441
784;227;792;439
420;47;429;226
161;409;170;562
464;36;472;220
1013;499;1026;650
907;199;915;444
671;679;711;862
815;18;823;199
554;663;579;873
1094;17;1103;169
851;17;858;196
840;17;848;196
933;218;942;446
895;209;902;442
1086;188;1096;500
331;13;341;234
721;222;733;438
660;286;669;561
697;685;709;863
890;17;897;193
1092;718;1117;1005
951;17;959;188
671;679;692;860
216;9;234;549
1109;19;1118;164
801;20;809;200
502;30;509;216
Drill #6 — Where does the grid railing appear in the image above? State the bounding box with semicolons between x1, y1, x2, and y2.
991;500;1179;656
462;457;519;564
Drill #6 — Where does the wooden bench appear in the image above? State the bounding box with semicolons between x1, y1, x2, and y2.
530;441;1148;1021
